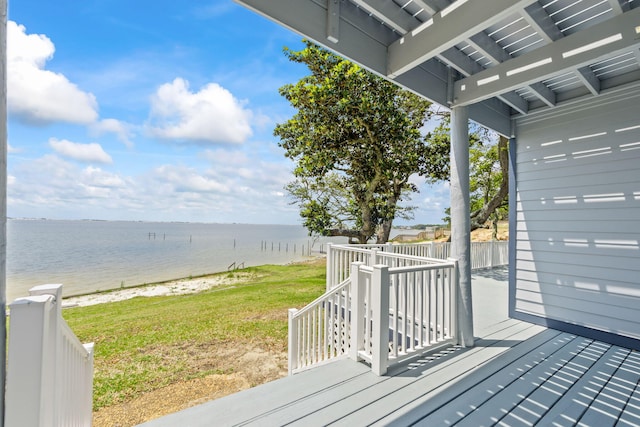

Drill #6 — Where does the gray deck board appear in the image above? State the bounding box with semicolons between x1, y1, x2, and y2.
408;331;585;426
328;322;548;426
139;267;640;427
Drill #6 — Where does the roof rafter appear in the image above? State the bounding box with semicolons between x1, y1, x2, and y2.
387;0;537;78
453;6;640;106
524;0;606;96
350;0;418;34
409;0;451;16
607;0;631;15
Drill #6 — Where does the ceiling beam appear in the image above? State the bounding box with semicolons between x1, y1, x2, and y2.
528;82;556;106
522;3;602;96
387;0;537;78
467;32;510;64
522;2;562;43
409;0;451;16
327;0;340;43
576;67;601;95
497;92;528;115
234;0;512;135
453;6;640;106
607;0;631;15
351;0;417;34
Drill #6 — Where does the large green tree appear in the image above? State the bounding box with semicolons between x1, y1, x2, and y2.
469;135;509;237
275;41;438;243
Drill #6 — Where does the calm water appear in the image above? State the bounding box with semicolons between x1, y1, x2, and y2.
7;219;344;301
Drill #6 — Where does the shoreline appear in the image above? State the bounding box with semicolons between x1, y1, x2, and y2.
62;257;325;308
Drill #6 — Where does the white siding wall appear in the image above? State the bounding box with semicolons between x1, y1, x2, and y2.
514;87;640;341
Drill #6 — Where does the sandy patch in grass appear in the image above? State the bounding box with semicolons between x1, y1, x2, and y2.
63;272;258;307
92;346;287;427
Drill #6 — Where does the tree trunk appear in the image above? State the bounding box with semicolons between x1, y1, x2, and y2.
376;218;393;244
470;135;509;231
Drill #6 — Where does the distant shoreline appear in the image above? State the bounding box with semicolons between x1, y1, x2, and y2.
62;257;325;308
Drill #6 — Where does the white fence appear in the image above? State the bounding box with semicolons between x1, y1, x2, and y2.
350;260;458;375
289;250;458;375
288;279;352;373
326;241;508;291
6;284;94;427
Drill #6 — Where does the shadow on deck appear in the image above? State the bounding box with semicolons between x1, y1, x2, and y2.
140;268;640;426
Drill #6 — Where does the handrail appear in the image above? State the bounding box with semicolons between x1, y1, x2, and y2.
6;284;94;427
290;241;507;376
350;260;458;375
288;279;352;374
327;241;508;291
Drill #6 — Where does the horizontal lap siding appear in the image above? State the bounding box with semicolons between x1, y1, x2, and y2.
514;88;640;341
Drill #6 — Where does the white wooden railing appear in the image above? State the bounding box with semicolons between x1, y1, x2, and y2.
289;249;459;375
291;241;508;376
288;279;352;373
349;260;458;375
326;241;508;291
6;284;95;427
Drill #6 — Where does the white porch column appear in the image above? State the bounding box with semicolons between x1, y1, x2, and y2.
450;105;474;347
0;0;8;424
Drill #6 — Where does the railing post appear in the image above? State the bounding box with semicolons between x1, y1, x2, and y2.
447;258;459;344
370;248;379;267
490;240;495;268
371;264;389;376
288;308;298;375
349;262;365;362
326;243;333;291
6;294;57;426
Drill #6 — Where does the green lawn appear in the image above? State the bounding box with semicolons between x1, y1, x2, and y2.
63;260;326;410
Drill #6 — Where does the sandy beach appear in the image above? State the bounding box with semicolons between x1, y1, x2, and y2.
62;271;258;307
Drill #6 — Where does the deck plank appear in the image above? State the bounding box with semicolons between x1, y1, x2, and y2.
308;321;547;426
534;344;631;426
577;346;640;427
456;337;604;427
496;339;611;426
138;357;371;427
617;351;640;426
370;327;563;427
410;332;588;426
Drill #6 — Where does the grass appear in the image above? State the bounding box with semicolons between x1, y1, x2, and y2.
62;260;326;410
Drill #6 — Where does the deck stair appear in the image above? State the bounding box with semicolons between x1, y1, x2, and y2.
287;241;508;376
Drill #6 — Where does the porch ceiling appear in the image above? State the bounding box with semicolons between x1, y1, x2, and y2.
234;0;640;136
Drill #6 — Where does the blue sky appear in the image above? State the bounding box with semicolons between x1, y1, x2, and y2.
7;0;449;225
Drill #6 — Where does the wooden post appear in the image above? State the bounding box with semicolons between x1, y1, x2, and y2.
288;308;299;375
349;262;365;361
6;287;61;426
0;0;7;419
370;248;379;267
450;105;474;348
326;243;333;291
371;264;389;376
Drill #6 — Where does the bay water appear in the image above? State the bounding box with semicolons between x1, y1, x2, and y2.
7;219;346;301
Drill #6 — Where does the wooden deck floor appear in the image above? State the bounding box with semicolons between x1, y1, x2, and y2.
140;269;640;426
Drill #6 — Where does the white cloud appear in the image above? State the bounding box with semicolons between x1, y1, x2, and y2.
147;78;253;144
8;144;21;154
154;164;230;194
82;166;126;188
8;21;99;125
7;146;299;223
49;138;113;164
90;118;134;148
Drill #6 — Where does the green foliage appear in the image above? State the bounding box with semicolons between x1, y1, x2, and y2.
275;41;434;243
